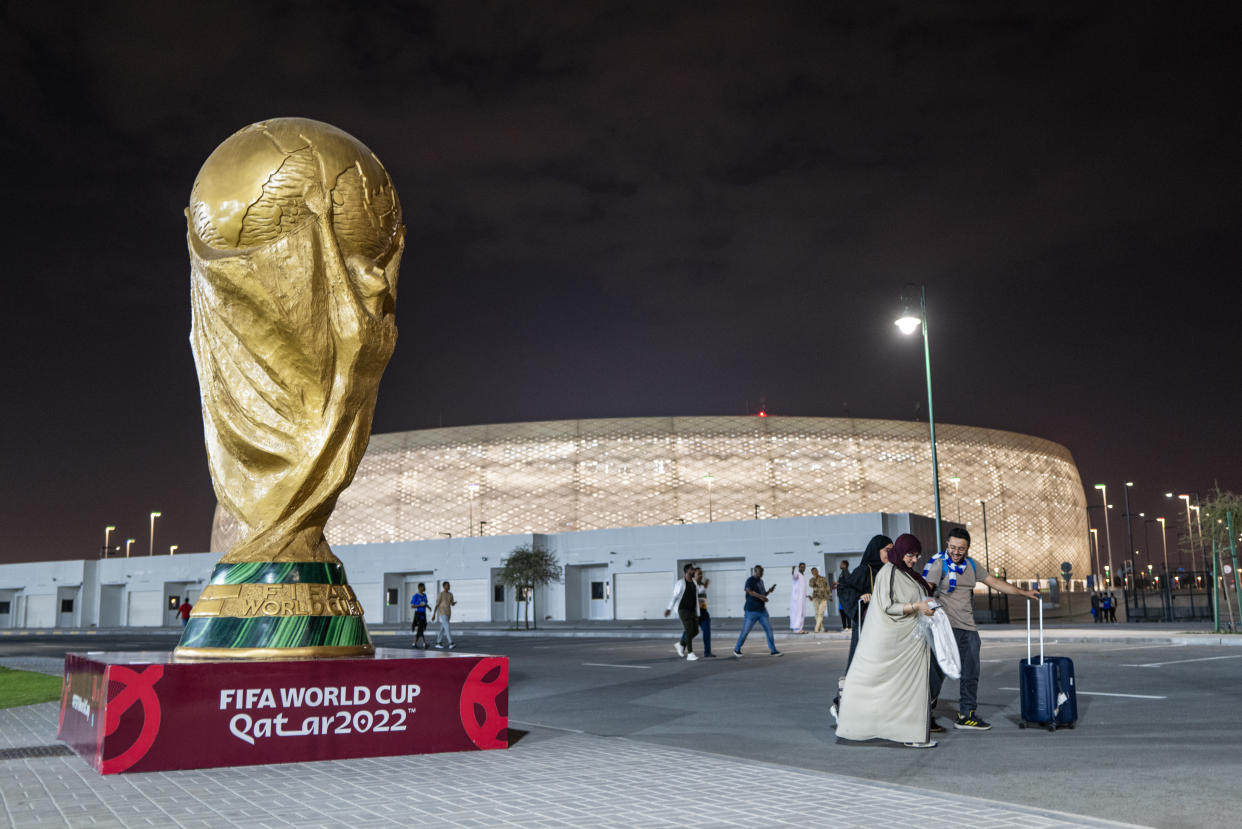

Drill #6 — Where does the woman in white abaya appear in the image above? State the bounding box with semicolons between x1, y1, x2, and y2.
835;533;939;748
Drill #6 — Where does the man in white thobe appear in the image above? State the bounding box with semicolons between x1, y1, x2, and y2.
789;562;808;633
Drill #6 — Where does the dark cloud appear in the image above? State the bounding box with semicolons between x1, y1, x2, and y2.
1;1;1238;562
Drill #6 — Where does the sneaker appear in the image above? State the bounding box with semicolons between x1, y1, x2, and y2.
829;703;839;724
903;740;938;749
448;644;456;649
769;650;783;657
675;642;686;657
955;711;992;731
685;652;699;661
732;649;743;657
929;718;946;734
703;653;717;658
434;644;444;649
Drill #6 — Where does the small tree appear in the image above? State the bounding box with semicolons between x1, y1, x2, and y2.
499;545;562;630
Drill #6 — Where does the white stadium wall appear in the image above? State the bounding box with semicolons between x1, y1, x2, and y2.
211;415;1090;581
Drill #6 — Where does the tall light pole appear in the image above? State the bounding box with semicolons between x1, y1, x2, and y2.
1191;504;1206;574
1227;512;1242;628
1145;517;1170;576
1123;482;1136;568
169;545;178;556
1094;484;1114;586
1157;517;1168;578
1089;528;1101;589
704;474;715;522
895;284;942;549
149;512;162;557
103;525;116;559
978;499;994;609
467;483;479;536
1175;494;1201;572
125;538;135;558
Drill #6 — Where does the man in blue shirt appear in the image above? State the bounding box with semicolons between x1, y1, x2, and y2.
410;582;430;649
733;565;782;657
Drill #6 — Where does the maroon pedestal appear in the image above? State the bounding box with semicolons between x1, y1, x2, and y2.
57;648;508;774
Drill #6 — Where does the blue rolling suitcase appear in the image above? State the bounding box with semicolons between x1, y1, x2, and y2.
1018;599;1077;731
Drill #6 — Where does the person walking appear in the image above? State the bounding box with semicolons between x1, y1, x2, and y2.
838;536;892;668
178;599;193;627
1107;591;1118;623
924;528;1040;731
410;582;430;649
836;534;940;749
695;567;715;657
432;581;457;649
733;565;782;656
835;559;852;630
789;562;808;633
1091;591;1101;623
664;563;700;661
830;535;892;724
809;567;831;633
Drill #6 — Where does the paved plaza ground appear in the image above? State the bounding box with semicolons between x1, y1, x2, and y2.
3;621;1239;828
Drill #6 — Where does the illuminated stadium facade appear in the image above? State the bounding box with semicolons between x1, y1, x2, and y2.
212;416;1091;581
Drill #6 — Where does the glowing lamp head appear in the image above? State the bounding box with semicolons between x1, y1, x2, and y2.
894;313;921;335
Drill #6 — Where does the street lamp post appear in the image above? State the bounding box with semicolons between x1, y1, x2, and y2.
148;512;162;557
704;474;715;522
1175;494;1203;573
103;526;116;559
979;499;994;611
1094;485;1114;586
895;285;943;550
1123;482;1136;563
125;538;135;558
1156;517;1168;577
1089;528;1101;590
1123;482;1137;614
467;483;479;536
169;545;178;556
1227;512;1242;628
1191;504;1207;575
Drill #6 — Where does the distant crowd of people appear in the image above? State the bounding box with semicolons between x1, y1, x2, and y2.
666;527;1040;749
1091;590;1118;623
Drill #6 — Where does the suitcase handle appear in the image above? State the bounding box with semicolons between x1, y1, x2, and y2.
1025;595;1043;662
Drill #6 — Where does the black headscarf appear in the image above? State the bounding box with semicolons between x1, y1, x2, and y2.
838;534;893;618
858;534;892;574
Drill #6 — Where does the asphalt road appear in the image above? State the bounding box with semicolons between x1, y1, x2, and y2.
6;630;1240;828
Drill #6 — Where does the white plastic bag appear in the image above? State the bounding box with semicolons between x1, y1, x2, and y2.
915;601;961;679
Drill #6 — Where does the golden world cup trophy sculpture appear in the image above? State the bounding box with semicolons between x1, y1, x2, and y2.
175;118;403;658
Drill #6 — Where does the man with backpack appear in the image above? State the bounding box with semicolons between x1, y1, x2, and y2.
923;528;1039;732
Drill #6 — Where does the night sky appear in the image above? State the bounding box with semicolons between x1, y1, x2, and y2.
3;2;1238;565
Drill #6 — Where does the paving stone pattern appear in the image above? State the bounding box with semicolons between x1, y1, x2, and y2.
0;701;1146;829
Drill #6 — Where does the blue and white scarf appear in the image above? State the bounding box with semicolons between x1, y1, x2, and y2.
923;552;967;593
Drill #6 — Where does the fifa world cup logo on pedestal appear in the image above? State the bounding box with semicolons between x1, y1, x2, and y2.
175;118;403;658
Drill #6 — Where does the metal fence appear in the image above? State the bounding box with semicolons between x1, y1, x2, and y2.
1123;571;1220;623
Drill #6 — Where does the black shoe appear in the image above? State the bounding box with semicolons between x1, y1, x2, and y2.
954;711;992;731
929;718;946;733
